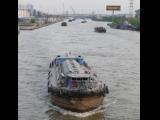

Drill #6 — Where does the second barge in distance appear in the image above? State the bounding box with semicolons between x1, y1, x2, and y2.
48;54;109;112
94;27;106;33
61;22;67;26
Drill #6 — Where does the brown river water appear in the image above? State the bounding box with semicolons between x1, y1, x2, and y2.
18;19;140;120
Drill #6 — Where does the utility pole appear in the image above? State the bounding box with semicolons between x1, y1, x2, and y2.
112;10;115;16
62;2;64;14
129;0;134;17
70;7;76;17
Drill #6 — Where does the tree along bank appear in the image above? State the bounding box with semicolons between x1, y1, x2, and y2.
92;16;140;31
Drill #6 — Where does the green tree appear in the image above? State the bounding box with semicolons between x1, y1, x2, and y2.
30;19;35;24
112;16;126;25
128;17;140;27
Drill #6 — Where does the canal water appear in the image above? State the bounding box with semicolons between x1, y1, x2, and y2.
18;19;140;120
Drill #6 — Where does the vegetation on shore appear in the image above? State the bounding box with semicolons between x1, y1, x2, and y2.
30;18;36;24
92;16;140;31
18;17;64;30
127;17;140;27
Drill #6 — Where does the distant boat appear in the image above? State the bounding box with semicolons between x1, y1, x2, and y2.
61;22;67;26
48;54;109;112
81;20;87;23
68;19;72;22
71;18;76;21
94;27;106;33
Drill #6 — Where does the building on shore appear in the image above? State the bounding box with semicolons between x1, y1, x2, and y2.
18;4;64;26
18;4;34;18
18;4;45;25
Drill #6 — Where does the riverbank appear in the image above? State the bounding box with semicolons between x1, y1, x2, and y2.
20;23;52;30
19;19;64;30
92;16;140;31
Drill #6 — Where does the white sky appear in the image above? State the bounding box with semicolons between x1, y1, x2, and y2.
18;0;140;15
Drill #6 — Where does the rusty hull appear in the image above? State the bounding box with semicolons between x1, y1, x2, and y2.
51;95;104;112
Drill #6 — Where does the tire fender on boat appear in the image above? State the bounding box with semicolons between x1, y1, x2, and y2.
105;85;109;94
47;81;50;93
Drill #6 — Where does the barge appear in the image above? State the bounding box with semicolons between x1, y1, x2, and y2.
81;20;87;23
47;54;109;112
61;22;67;26
94;27;106;33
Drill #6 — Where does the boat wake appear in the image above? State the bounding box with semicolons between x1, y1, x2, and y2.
47;98;117;118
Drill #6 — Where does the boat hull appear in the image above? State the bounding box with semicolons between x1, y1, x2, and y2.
51;95;104;112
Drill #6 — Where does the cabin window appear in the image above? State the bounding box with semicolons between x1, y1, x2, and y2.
72;78;76;80
77;78;81;80
83;78;88;80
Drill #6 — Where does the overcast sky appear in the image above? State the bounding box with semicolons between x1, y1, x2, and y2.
18;0;140;14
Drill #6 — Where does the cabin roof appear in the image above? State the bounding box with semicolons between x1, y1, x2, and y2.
62;59;85;75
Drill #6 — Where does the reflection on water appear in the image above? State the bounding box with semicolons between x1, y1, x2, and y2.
18;19;140;120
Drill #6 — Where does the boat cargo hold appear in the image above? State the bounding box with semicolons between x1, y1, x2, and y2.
47;54;109;112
